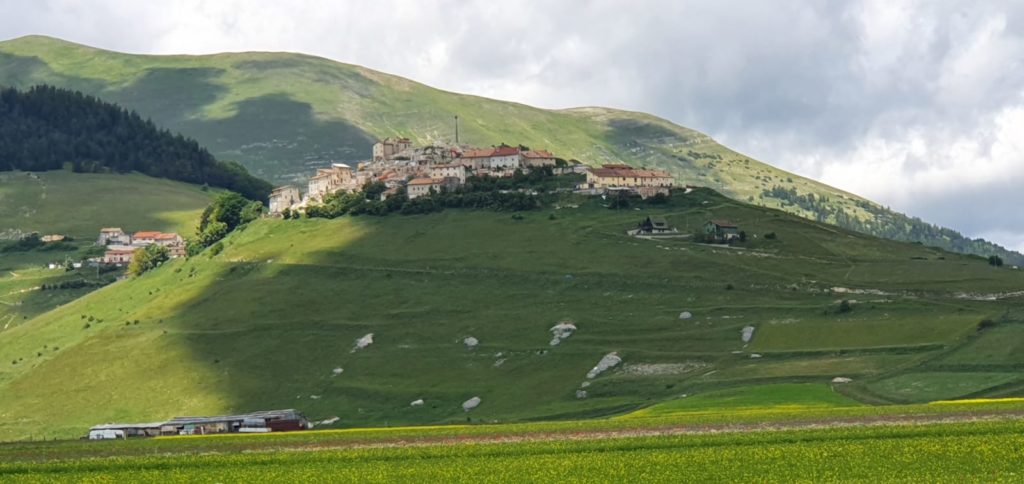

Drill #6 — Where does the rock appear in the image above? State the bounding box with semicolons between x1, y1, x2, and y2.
749;353;762;358
462;396;481;412
580;381;591;388
314;416;340;427
741;325;755;343
464;336;479;348
679;311;693;320
576;390;588;399
310;395;321;399
332;367;344;376
410;399;425;406
586;352;623;379
352;333;374;352
832;377;853;383
549;321;577;346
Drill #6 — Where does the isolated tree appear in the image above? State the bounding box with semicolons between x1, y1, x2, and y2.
988;255;1004;267
127;244;169;276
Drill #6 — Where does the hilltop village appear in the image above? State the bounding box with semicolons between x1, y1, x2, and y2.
268;138;676;215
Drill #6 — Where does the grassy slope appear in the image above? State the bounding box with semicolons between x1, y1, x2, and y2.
0;170;214;326
1;35;1016;264
0;189;1021;440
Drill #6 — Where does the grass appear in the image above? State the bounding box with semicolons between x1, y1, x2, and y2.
4;424;1024;482
0;170;213;240
3;396;1024;481
867;372;1023;403
0;170;213;335
0;190;1022;440
2;35;1018;267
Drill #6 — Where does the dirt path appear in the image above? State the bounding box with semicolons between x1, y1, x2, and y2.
267;408;1024;454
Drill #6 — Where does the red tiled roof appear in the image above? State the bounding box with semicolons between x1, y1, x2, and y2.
492;145;520;156
133;231;162;239
154;233;180;240
461;148;495;158
709;219;737;228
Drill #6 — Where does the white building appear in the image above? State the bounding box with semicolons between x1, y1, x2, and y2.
522;150;557;167
407;177;460;199
430;163;468;183
372;137;412;161
269;186;301;214
307;163;356;202
97;227;130;245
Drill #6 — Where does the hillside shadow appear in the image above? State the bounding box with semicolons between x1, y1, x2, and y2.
108;67;228;131
176;94;375;182
0;53;107;94
606;118;688;146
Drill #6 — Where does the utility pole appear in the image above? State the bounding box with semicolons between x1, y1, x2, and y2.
454;115;459;145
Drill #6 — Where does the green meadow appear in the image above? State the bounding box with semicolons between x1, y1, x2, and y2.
0;189;1021;440
2;385;1024;482
0;170;213;329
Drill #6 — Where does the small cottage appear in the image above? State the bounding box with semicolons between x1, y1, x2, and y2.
637;216;674;235
704;220;740;242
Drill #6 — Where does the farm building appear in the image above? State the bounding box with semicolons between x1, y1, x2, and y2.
704;220;740;242
102;247;136;265
89;422;163;440
637;216;675;235
97;227;130;245
87;409;309;439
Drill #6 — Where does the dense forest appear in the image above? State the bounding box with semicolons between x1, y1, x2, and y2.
762;185;1024;266
0;85;272;200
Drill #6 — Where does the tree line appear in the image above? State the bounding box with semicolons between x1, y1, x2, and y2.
0;85;272;200
762;184;1023;265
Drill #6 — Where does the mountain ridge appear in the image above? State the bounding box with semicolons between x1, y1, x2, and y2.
0;35;1019;264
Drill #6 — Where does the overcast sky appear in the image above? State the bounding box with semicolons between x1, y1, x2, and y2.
2;0;1023;251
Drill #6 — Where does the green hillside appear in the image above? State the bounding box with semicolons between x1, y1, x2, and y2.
0;35;1018;264
0;170;215;326
1;189;1021;440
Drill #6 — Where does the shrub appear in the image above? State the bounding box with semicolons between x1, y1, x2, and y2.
837;300;853;313
977;319;996;332
764;232;777;240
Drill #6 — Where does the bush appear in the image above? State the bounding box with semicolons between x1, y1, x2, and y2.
988;255;1004;267
127;244;170;276
208;241;224;257
837;300;853;314
977;319;996;332
764;232;777;240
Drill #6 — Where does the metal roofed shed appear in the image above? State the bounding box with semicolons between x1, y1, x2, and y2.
86;409;310;439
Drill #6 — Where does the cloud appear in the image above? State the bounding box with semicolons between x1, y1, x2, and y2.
1;0;1022;250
